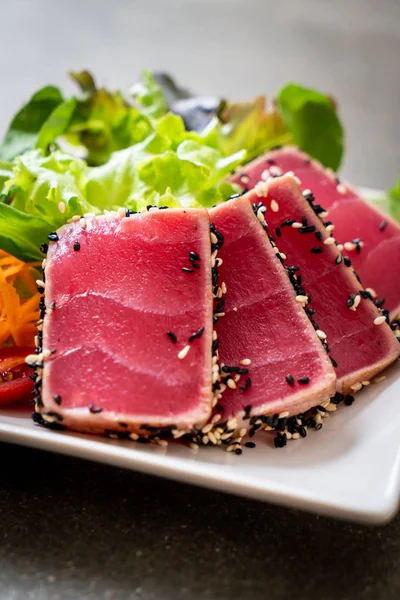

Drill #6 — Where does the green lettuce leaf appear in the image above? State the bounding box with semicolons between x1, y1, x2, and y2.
0;203;48;262
2;112;244;261
86;114;244;210
277;83;344;170
0;86;64;161
130;70;169;119
3;150;98;227
202;96;291;161
388;177;400;221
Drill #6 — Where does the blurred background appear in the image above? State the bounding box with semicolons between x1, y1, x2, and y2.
1;0;400;188
1;1;400;599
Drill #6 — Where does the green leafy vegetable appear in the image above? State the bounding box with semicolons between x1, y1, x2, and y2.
36;98;77;151
1;112;244;261
277;83;344;170
0;203;48;262
202;96;291;162
0;69;348;264
0;86;64;161
388;177;400;221
130;70;169;119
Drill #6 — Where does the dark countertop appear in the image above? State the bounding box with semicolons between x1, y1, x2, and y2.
1;1;400;598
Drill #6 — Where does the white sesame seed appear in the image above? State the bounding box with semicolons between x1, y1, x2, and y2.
350;382;363;392
286;432;293;440
316;329;327;340
213;330;217;340
202;423;213;434
214;312;225;318
177;345;191;359
261;169;270;181
35;280;45;289
269;165;282;176
372;375;386;384
42;259;47;269
227;378;237;390
280;252;287;260
279;411;289;418
25;354;38;363
270;199;279;212
374;315;386;325
221;282;227;294
240;174;249;184
326;224;335;233
208;431;217;445
292;222;302;229
337;184;347;195
216;258;223;267
325;403;337;412
34;336;39;347
80;218;87;229
295;294;309;305
302;189;312;196
337;244;344;252
293;175;302;185
202;435;209;445
240;358;251;365
344;241;356;251
210;232;218;244
254;181;268;197
319;211;328;218
234;374;241;383
129;433;139;441
257;208;265;222
361;380;370;386
292;432;301;440
211;414;221;424
227;418;237;430
353;295;361;308
226;444;236;452
324;237;336;245
190;442;199;450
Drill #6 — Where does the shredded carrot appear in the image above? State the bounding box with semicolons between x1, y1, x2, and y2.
0;250;41;347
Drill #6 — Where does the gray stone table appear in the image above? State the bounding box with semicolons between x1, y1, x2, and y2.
0;1;399;598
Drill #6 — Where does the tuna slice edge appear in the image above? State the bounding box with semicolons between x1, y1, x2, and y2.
36;208;217;435
231;172;399;394
232;146;400;319
210;196;336;419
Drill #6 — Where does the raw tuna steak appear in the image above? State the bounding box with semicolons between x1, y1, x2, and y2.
232;146;400;318
32;208;217;438
210;196;336;419
234;173;399;394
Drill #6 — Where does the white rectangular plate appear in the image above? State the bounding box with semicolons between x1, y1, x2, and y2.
0;188;399;525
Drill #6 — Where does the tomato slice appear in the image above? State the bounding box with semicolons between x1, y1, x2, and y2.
0;347;35;406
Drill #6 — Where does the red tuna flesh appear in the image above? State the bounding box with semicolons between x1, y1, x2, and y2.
233;174;399;394
232;146;400;318
37;209;215;435
210;196;336;418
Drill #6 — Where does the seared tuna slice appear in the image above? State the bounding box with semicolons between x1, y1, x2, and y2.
210;196;336;419
34;208;216;437
235;174;399;394
232;146;400;319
